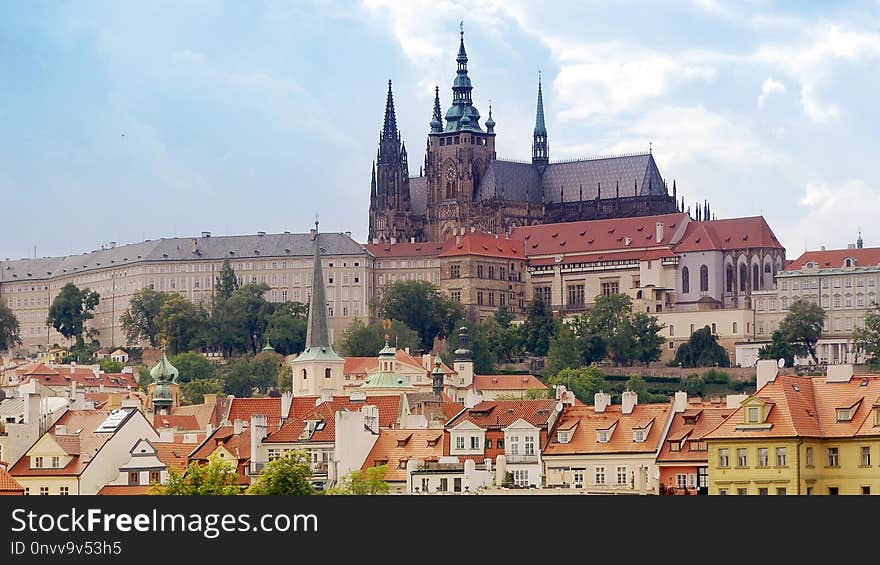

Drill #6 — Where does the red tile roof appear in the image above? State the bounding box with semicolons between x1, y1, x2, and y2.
97;485;153;495
289;395;401;428
153;442;196;473
673;216;783;253
16;363;59;377
656;403;735;463
437;232;526;260
226;397;284;431
365;242;446;258
153;414;201;431
474;374;547;391
18;366;137;389
543;402;672;455
528;248;676;267
785;247;880;270
446;399;558;430
343;350;428;377
267;395;403;444
0;467;24;494
511;213;687;258
362;429;446;482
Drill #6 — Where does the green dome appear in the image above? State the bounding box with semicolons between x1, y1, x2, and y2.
150;351;179;384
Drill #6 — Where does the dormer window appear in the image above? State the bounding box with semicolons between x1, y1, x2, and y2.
747;407;760;423
669;441;680;452
558;431;570;444
633;429;646;443
597;430;609;443
845;258;853;267
837;408;854;422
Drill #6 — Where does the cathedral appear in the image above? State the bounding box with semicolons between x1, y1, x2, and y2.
368;28;683;244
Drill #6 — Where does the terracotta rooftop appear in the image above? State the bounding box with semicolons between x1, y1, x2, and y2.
544;402;672;456
362;429;446;482
785;246;880;270
0;467;24;494
474;374;547;391
673;216;783;253
153;414;201;431
437;232;526;260
226;397;285;431
153;442;196;473
446;399;558;430
289;395;401;428
97;485;153;495
656;403;735;463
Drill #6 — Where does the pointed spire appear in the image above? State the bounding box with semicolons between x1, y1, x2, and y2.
672;179;677;199
305;220;331;350
858;228;864;249
430;85;443;132
444;23;482;132
382;79;398;141
457;21;467;63
485;100;495;134
532;71;549;170
534;71;547;135
370;161;376;198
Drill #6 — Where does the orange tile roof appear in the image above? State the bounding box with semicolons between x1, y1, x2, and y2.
289;395;401;427
528;248;677;267
226;397;284;431
446;399;558;430
267;395;403;444
19;367;138;389
16;363;59;377
673;216;783;253
97;485;153;495
703;375;880;440
365;241;446;258
362;429;446;482
437;232;526;260
153;442;196;473
543;402;672;455
511;213;687;258
474;374;547;391
0;467;24;494
785;246;880;270
656;404;735;463
153;414;201;431
171;396;225;430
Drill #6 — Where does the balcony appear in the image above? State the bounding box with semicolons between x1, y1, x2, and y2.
249;462;266;475
312;462;329;475
504;454;538;464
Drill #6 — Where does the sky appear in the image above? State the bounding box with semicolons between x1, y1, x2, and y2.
2;0;880;261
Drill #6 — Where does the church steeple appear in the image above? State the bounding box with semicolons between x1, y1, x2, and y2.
305;221;332;350
444;23;482;132
430;85;443;133
532;73;549;172
382;79;398;142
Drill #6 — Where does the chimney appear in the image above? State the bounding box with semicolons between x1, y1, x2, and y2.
455;234;462;246
280;392;293;423
203;393;217;405
594;391;611;413
390;237;397;244
257;231;266;237
673;391;688;413
826;364;854;383
372;238;379;245
847;243;856;249
655;222;664;243
184;432;198;444
250;413;268;467
820;245;825;251
756;359;780;390
422;354;432;370
410;237;415;243
404;347;410;355
23;392;41;425
726;394;748;409
69;379;77;400
362;404;379;434
621;390;638;415
233;419;245;435
159;428;175;442
345;231;352;238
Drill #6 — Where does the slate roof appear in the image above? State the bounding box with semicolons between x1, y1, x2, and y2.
475;160;543;203
0;232;366;282
409;176;428;216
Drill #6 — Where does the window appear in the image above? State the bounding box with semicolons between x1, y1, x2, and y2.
594;466;605;486
827;447;839;467
477;291;484;306
508;436;519;455
451;291;461;302
719;488;729;496
470;436;480;450
573;470;584;488
700;265;709;292
732;322;737;333
862;486;871;495
776;447;787;467
535;286;552;304
690;441;708;452
450;264;460;279
129;472;140;485
806;446;814;467
861;446;871;466
567;284;585;306
740;264;748;292
682;267;690;293
597;430;609;443
51;456;59;469
669;325;674;336
524;436;535;455
512;470;529;487
325;368;331;379
420;478;429;493
440;478;448;492
601;281;619;296
737;488;747;496
59;486;69;496
40;487;49;496
776;487;786;495
758;487;769;495
747;407;760;423
676;474;687;489
455;436;465;450
726;265;734;293
633;430;646;443
477;265;484;279
828;487;839;495
718;448;729;467
33;456;43;469
758;448;769;467
488;292;494;306
617;466;628;485
736;448;748;467
488;265;495;279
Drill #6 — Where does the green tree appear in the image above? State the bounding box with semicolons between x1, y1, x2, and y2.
493;304;515;328
853;304;880;369
547;366;607;404
680;373;704;396
338;318;420;357
181;379;225;405
170;351;216;384
630;312;666;366
157;294;209;355
674;326;730;368
778;298;825;363
220;355;278;398
98;358;124;373
120;288;167;347
588;294;637;365
47;283;100;348
376;280;464;352
758;329;797;368
153;458;240;495
521;297;557;356
246;450;314;495
221;283;272;355
325;465;390;495
568;313;607;365
265;302;309;355
544;324;582;376
215;258;240;302
0;303;22;352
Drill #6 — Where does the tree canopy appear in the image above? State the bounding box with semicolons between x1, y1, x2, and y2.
120;288;167;347
376;280;463;352
338;318;420;357
758;329;797;368
777;298;825;363
521;297;557;356
47;283;100;346
265;301;309;355
325;465;390;495
0;303;22;352
853;303;880;369
153;458;240;495
547;366;607;404
674;326;730;368
246;451;314;495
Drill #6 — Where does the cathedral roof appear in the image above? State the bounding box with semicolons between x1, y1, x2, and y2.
474;160;543;203
541;153;666;203
409;176;428;216
673;216;783;253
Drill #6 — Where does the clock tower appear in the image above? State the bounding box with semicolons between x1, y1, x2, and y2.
424;25;496;241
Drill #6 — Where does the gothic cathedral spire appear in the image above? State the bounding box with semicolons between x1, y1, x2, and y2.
443;23;483;132
532;72;549;172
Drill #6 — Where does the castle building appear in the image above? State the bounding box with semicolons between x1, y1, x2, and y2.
368;27;681;245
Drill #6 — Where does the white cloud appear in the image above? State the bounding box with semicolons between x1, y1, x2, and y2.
782;179;880;251
757;77;785;107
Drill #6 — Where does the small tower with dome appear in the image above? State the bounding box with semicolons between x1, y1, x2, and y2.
149;348;180;415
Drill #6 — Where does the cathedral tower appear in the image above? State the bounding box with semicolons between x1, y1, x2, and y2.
423;25;496;241
532;74;549;173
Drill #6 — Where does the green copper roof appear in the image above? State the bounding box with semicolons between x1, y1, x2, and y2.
443;26;483;133
150;351;179;384
534;76;547;135
362;370;417;389
293;345;344;363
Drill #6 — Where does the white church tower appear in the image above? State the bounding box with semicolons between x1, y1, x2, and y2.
291;221;346;397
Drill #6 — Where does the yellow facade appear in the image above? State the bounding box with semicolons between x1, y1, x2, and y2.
708;439;801;495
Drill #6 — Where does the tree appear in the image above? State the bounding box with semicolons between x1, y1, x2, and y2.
853;304;880;369
246;450;314;495
630;312;666;365
521;297;557;356
547;366;607;404
778;298;825;363
494;304;515;328
98;358;124;373
47;283;100;348
220;355;278;398
265;302;309;355
181;379;225;405
544;324;582;376
674;326;730;368
170;351;216;383
588;294;637;365
0;303;22;352
157;294;209;355
120;288;167;347
220;283;272;355
153;458;240;495
568;313;607;365
325;465;390;495
338;318;420;357
376;280;464;352
215;258;239;302
758;329;796;369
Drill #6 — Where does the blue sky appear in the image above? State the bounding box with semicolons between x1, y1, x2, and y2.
2;0;880;260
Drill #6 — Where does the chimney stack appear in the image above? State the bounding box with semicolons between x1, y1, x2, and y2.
826;364;854;383
756;359;780;390
673;391;688;413
233;419;245;435
622;391;638;415
594;391;611;413
250;413;268;469
655;222;664;243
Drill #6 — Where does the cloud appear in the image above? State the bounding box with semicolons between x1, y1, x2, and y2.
783;178;880;251
757;77;785;107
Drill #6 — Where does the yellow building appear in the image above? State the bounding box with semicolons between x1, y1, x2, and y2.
704;365;880;495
